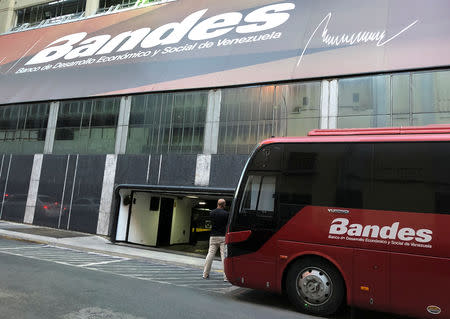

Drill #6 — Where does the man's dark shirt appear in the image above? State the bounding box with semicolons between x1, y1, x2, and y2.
210;208;229;236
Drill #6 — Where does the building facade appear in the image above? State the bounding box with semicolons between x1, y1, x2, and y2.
0;0;449;245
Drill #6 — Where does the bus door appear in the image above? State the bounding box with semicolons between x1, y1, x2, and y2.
228;173;279;290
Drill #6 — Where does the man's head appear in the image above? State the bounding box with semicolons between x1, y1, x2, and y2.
217;198;226;209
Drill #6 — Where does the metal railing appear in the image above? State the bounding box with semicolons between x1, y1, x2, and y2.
7;12;85;34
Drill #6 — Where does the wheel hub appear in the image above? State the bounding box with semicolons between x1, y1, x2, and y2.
297;268;332;305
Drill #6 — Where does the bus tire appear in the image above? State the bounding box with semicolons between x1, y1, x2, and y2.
286;257;345;316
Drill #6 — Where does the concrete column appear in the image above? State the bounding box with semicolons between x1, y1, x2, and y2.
24;154;43;224
194;154;211;186
84;0;100;17
0;0;15;34
115;96;132;154
0;155;11;219
145;155;152;183
157;154;162;184
320;80;330;129
329;80;339;129
97;154;117;236
44;101;59;154
203;89;221;155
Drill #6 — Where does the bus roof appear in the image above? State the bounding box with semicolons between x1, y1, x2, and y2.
260;125;450;145
308;125;450;136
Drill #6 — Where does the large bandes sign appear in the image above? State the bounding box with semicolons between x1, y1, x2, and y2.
0;0;449;104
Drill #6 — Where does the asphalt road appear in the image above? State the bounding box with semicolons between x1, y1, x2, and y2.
0;237;409;319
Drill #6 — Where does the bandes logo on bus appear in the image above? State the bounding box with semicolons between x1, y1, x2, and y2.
25;3;295;66
329;218;432;243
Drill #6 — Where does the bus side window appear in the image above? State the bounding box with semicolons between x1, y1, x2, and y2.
238;175;276;229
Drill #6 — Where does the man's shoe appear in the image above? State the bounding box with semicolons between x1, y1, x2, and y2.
202;275;209;279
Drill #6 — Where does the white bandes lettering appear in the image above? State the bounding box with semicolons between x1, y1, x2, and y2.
328;218;433;243
397;227;415;241
236;3;295;34
141;10;207;48
65;35;111;60
329;218;348;235
362;225;380;238
380;222;399;239
97;28;151;54
347;224;362;236
415;229;433;243
25;32;87;65
189;12;243;41
25;3;295;65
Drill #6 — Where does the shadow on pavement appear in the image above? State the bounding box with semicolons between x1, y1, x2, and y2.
227;288;413;319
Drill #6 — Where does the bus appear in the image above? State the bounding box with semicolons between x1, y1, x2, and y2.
224;125;450;319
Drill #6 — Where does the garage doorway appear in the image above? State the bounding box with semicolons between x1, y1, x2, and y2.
113;185;234;255
156;198;174;246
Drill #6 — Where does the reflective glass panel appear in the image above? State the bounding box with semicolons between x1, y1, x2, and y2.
15;0;86;28
413;71;450;113
218;82;321;154
0;103;49;154
338;75;390;116
53;97;120;154
127;91;207;154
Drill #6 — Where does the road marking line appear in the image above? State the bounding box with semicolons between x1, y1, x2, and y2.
0;243;232;295
21;254;103;260
181;282;230;286
132;274;203;278
0;250;75;266
129;268;197;271
79;259;128;267
164;278;230;287
44;245;125;259
111;271;198;276
134;277;211;281
0;57;6;73
0;245;47;250
94;265;175;268
94;267;188;272
205;287;240;294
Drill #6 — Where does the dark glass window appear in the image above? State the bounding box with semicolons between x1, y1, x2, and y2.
236;174;277;230
97;0;141;13
337;70;450;129
279;144;363;210
218;82;321;155
0;103;49;154
275;141;450;217
371;142;450;214
53;97;120;154
127;91;207;154
240;175;276;213
277;142;370;224
15;0;86;29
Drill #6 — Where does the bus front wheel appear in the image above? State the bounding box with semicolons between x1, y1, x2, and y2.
286;257;345;316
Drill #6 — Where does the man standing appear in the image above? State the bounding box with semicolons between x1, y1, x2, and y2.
202;198;228;281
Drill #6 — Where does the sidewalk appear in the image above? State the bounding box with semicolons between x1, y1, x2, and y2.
0;221;223;271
